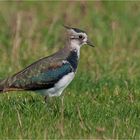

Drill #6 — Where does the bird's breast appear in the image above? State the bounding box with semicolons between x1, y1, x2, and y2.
66;50;79;71
55;72;75;89
40;72;75;97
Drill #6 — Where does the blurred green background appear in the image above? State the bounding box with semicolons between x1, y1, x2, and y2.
0;1;140;139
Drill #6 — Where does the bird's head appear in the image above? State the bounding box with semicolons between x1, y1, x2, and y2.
64;25;94;48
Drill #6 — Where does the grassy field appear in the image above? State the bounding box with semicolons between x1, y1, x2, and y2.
0;1;140;139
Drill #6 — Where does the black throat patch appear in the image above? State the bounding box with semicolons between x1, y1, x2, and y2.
66;50;78;72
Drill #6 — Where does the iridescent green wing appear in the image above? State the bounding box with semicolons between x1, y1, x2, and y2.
7;58;73;90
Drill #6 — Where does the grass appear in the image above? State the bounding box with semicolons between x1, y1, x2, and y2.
0;1;140;139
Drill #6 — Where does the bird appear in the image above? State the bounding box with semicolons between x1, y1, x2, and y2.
0;25;94;102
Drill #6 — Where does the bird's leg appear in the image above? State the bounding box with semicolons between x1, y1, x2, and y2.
44;95;49;103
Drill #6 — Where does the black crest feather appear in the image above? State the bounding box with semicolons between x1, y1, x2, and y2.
63;25;86;33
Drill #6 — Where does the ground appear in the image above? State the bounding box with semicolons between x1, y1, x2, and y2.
0;1;140;139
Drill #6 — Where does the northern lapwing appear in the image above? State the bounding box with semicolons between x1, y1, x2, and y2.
0;25;94;102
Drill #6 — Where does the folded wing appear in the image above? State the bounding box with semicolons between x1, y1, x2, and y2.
6;59;73;91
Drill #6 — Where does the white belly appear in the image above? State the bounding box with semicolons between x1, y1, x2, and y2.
39;72;75;97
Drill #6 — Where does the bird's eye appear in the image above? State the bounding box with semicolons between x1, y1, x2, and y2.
79;35;83;39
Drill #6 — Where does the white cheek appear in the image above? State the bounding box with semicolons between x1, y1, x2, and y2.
83;36;87;44
83;38;87;42
82;33;87;42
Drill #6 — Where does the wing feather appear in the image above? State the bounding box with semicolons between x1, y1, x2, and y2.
7;60;73;91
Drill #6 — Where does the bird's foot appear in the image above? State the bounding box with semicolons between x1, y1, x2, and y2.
44;96;49;103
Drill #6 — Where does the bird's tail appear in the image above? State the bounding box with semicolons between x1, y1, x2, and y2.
0;79;6;93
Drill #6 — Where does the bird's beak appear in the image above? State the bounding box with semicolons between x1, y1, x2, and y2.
86;40;95;47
